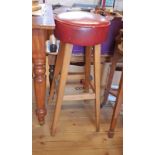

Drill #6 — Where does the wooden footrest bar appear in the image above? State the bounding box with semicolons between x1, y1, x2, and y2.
109;89;118;97
89;81;95;92
63;93;95;101
67;74;85;80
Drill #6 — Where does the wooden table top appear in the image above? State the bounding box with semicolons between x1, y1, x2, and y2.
32;4;55;30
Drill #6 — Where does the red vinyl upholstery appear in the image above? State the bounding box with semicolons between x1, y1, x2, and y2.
54;11;110;46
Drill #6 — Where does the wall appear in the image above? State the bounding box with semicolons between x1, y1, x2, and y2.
114;0;123;11
40;0;99;6
39;0;123;11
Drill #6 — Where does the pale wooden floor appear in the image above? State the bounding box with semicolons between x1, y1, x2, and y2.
32;61;123;155
33;89;123;155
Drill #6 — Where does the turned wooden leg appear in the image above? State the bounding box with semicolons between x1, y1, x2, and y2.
108;74;123;138
94;44;101;132
51;43;73;136
84;46;92;92
33;59;47;125
48;43;65;103
32;29;47;125
101;52;120;107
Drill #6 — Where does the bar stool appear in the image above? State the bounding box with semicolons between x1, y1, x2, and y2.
104;30;123;138
48;11;110;135
101;29;123;107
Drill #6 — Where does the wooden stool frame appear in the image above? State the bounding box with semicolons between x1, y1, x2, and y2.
48;42;101;135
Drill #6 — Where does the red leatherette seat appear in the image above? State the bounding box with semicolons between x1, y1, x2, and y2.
54;11;110;46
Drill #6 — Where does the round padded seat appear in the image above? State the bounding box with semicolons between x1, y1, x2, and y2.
54;11;110;46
